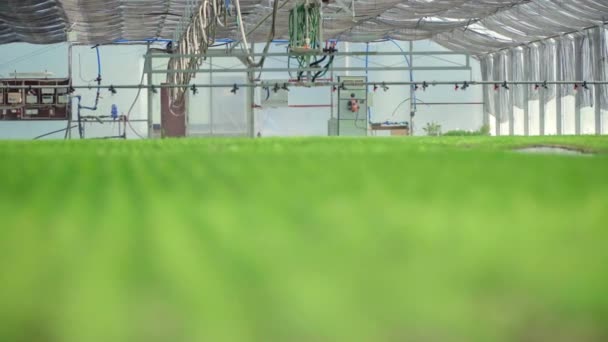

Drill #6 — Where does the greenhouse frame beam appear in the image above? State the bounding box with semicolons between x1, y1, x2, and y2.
151;66;472;74
148;51;471;58
3;81;608;90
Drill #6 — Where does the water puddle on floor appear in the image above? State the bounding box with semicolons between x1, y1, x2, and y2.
515;146;594;156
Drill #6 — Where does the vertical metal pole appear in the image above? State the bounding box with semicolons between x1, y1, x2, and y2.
337;76;341;136
593;26;603;135
409;41;415;135
146;44;153;138
365;42;370;136
209;56;213;135
344;42;350;76
66;43;73;139
247;43;255;138
540;86;545;136
575;36;582;134
523;48;530;136
595;86;602;135
481;56;490;130
330;64;334;119
556;40;563;135
482;83;490;129
495;86;500;136
508;51;515;136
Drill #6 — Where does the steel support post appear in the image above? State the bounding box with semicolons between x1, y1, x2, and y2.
409;41;415;135
556;40;563;135
482;83;490;129
523;48;530;136
209;57;214;135
575;37;583;134
330;63;334;120
145;45;154;138
495;87;501;136
66;43;74;140
593;27;603;135
540;86;545;136
508;51;515;136
247;45;255;138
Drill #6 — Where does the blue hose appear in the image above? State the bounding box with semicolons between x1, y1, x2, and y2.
77;45;102;138
79;46;101;111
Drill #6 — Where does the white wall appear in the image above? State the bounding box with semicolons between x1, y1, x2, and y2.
490;96;604;136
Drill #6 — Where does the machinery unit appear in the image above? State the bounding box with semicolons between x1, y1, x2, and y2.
0;78;71;120
329;75;368;136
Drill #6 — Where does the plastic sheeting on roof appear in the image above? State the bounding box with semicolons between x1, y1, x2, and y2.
1;0;607;55
0;0;193;45
217;0;608;55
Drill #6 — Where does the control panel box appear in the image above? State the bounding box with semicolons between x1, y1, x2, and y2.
331;76;367;136
0;78;71;120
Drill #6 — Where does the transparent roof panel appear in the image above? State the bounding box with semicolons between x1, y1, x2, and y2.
0;0;606;55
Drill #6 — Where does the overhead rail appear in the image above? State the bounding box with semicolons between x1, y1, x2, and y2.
4;80;607;91
147;51;470;58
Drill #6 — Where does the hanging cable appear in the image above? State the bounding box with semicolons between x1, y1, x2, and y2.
166;0;227;105
77;45;103;139
33;125;79;140
234;0;280;68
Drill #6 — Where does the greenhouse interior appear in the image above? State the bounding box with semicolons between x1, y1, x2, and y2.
0;0;607;138
1;1;608;342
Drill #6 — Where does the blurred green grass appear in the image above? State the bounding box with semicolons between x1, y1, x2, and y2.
1;136;608;342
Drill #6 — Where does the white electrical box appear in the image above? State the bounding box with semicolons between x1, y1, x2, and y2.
58;95;70;104
42;95;54;104
26;95;38;104
333;75;368;136
41;88;55;95
8;92;22;104
26;109;39;116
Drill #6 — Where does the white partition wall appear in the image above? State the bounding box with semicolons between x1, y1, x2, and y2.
481;26;607;136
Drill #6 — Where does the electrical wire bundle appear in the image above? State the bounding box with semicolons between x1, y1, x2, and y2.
233;0;280;69
288;1;322;52
166;0;227;106
288;1;335;81
290;41;337;81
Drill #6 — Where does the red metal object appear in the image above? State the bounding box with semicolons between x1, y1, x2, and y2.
348;98;359;113
160;84;186;137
